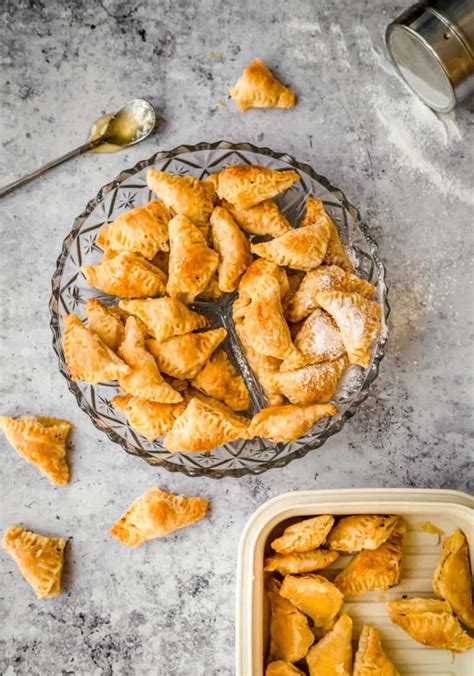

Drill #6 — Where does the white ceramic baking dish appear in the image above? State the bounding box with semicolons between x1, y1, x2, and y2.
236;488;474;676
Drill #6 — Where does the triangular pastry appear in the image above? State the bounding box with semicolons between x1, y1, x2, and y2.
238;258;289;303
85;298;125;351
119;297;209;343
301;197;353;272
222;198;291;237
387;598;474;652
316;290;381;368
210;206;252;292
280;309;346;371
353;625;399;676
268;356;348;405
146;327;227;379
265;549;339;576
81;251;167;298
146;169;215;226
0;415;73;485
63;313;130;383
3;526;66;599
166;215;219;303
249;403;337;443
266;662;304;676
279;574;344;627
118;317;182;403
198;273;224;299
267;578;314;663
191;349;250;411
271;515;335;554
215;164;299;209
112;394;186;441
163;395;250;453
96;199;170;259
110;487;208;548
327;514;399;552
230;59;296;112
306;613;353;676
433;529;474;629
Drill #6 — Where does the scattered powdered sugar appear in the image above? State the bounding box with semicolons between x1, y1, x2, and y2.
295;309;344;360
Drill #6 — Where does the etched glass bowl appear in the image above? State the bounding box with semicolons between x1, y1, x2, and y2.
50;141;389;478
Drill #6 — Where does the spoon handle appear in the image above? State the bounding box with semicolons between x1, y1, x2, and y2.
0;139;102;199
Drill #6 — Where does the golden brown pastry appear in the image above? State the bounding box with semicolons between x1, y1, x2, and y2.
249;403;337;443
222;198;291;237
166;215;219;303
96;199;170;259
280;574;344;627
251;219;332;271
110;487;208;547
112;394;186;441
81;251;167;298
146;169;215;226
119;297;209;343
84;298;125;351
316;291;381;368
267;578;314;663
301;197;353;272
146;327;227;379
163;395;250;453
334;521;406;596
150;249;169;275
237;258;289;303
230;59;296;112
266;662;304;676
286;265;376;323
433;529;474;629
210;206;252;292
353;625;399;676
2;526;66;599
215;164;299;209
191;349;250;411
63;313;130;383
387;598;474;652
0;415;73;486
118;317;182;403
306;613;353;676
271;515;334;554
280;309;346;370
268;356;348;405
327;515;400;552
281;271;305;314
198;273;224;299
264;549;339;575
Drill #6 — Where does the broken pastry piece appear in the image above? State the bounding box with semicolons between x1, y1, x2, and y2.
146;169;215;226
327;514;399;552
266;662;304;676
119;297;209;343
353;625;399;676
249;403;337;443
112;394;186;442
306;613;353;676
191;348;250;411
279;573;344;627
215;164;299;210
85;298;125;352
387;598;474;653
81;251;167;298
2;526;66;599
230;59;296;112
271;515;335;554
0;415;73;486
301;197;354;272
222;198;291;237
267;578;314;663
268;357;348;406
433;529;474;629
210;206;252;292
280;309;346;370
265;549;339;576
110;487;208;548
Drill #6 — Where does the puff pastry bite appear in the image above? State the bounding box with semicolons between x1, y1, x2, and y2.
0;415;73;486
210;206;252;292
316;290;381;368
266;662;304;676
230;59;296;112
198;273;224;300
118;317;182;403
85;298;125;351
251;219;332;271
222;198;291;237
280;309;346;371
327;514;400;552
301;197;353;272
110;487;208;547
238;258;289;303
353;625;399;676
286;265;376;323
146;327;227;380
268;356;348;406
163;395;250;453
81;251;167;298
249;403;337;443
306;613;353;676
267;578;314;663
3;526;66;599
280;574;344;627
146;169;215;226
166;215;219;303
265;549;339;576
387;598;474;652
112;394;186;442
96;199;170;259
191;348;250;411
271;515;335;554
119;297;209;343
334;521;406;596
215;164;299;210
63;313;130;383
433;529;474;629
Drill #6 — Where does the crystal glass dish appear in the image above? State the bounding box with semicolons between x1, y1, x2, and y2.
50;141;389;478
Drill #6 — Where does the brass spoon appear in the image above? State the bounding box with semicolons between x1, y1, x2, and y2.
0;99;156;199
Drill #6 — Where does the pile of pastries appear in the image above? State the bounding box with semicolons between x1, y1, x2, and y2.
61;163;381;454
264;515;474;675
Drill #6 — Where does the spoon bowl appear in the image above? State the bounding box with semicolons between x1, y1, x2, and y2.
97;99;156;149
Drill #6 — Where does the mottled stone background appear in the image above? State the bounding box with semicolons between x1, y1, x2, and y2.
0;0;473;674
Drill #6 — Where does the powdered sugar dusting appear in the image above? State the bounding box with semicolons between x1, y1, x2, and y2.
295;309;344;360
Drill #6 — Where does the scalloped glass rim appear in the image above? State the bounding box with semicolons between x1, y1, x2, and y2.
49;140;389;479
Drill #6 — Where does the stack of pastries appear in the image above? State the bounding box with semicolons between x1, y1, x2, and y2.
62;163;381;454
